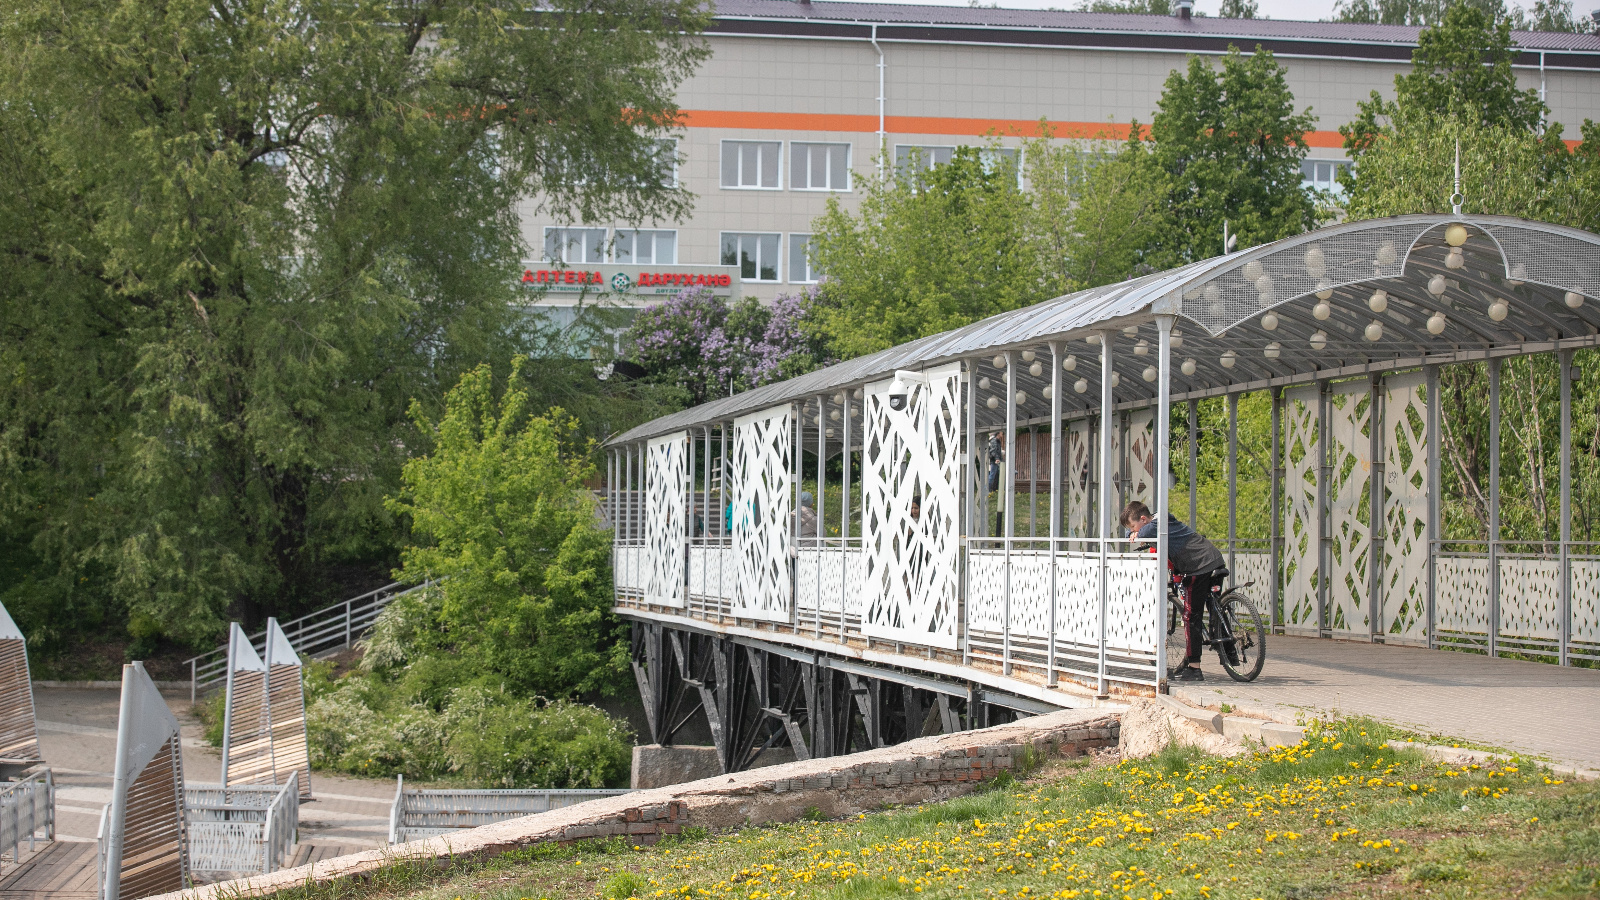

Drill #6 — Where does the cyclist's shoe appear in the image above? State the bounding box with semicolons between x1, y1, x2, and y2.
1169;664;1204;682
1222;643;1241;666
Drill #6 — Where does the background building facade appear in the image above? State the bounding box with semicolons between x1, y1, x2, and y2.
519;0;1600;304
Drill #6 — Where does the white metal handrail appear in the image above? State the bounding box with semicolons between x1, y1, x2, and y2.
187;581;437;700
0;769;52;868
387;777;633;844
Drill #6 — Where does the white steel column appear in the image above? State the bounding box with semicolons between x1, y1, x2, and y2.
816;395;827;637
1426;367;1441;649
1270;388;1283;630
1560;350;1573;666
790;402;801;627
1155;316;1174;692
1187;399;1199;528
1368;374;1384;640
1002;350;1017;675
963;361;977;666
1097;331;1114;698
1489;358;1501;657
1047;341;1064;685
1227;392;1238;585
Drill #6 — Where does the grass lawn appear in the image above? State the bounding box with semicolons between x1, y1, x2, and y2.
282;720;1600;900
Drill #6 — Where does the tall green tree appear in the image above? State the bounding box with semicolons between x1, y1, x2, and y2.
1343;2;1545;154
1138;46;1322;261
809;147;1058;358
0;0;707;650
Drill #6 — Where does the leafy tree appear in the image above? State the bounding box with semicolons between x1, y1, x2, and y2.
1078;0;1172;13
1331;0;1507;27
809;147;1061;358
1052;147;1179;289
1344;3;1545;155
385;360;625;700
0;0;706;649
624;288;829;405
1219;0;1261;18
1139;47;1321;261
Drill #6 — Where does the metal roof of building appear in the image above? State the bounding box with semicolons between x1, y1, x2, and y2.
610;214;1600;445
708;0;1600;53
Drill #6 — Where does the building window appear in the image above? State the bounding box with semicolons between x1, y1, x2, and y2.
721;232;780;282
789;233;818;284
648;138;679;188
894;144;956;175
1301;160;1350;198
544;227;607;264
791;143;851;191
980;148;1023;187
721;141;781;189
615;230;678;265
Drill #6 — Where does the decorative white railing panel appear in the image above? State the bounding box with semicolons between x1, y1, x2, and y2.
1230;552;1274;601
860;364;963;649
1052;552;1102;651
1326;382;1372;638
730;406;792;623
795;547;864;619
615;546;647;593
1065;420;1093;538
1104;553;1160;656
1573;558;1600;645
1435;557;1491;636
645;432;689;609
1283;385;1321;635
388;782;632;844
1001;550;1053;641
688;545;734;603
966;550;1006;634
1498;556;1563;641
1381;372;1430;644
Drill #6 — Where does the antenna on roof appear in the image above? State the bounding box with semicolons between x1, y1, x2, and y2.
1451;139;1463;216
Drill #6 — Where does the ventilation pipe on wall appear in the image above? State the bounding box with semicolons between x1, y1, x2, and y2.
872;24;886;177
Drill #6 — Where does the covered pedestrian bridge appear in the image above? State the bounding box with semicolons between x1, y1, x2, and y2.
607;214;1600;772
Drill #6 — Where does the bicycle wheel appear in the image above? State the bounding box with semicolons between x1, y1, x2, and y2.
1165;589;1188;674
1216;590;1267;683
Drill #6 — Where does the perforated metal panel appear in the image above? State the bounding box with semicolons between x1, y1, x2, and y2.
730;406;792;623
1326;381;1372;638
860;364;962;649
645;432;689;609
1381;372;1430;644
1283;385;1321;636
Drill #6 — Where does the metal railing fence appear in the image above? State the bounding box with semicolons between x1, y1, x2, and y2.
387;775;632;844
0;769;52;868
187;581;437;700
185;773;298;878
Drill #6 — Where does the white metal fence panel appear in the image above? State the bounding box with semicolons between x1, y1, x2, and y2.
688;545;734;602
185;775;298;879
388;781;633;844
615;546;647;594
1283;385;1321;636
1381;372;1431;644
645;432;689;608
1326;382;1372;639
730;406;792;623
0;770;53;865
860;364;962;649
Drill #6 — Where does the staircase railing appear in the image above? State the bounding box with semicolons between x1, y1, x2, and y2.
186;581;437;701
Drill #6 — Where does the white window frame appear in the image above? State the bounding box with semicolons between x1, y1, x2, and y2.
1301;159;1350;199
788;233;818;284
650;138;680;189
790;142;852;192
720;232;782;283
721;140;783;190
543;226;608;264
893;144;956;176
615;229;679;265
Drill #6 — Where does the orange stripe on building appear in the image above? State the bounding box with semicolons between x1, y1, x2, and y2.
680;109;1353;149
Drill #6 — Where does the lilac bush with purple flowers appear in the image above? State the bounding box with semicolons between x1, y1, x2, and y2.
623;286;829;405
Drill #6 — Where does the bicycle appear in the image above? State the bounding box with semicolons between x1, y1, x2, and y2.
1165;570;1267;683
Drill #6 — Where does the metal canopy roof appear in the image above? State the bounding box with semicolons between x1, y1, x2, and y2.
610;214;1600;445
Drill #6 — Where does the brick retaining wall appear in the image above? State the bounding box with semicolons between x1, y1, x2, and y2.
151;708;1118;900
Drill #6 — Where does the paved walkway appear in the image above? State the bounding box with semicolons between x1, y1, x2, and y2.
1168;635;1600;772
31;687;393;855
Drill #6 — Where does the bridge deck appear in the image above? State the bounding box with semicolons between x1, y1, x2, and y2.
0;842;97;900
1169;635;1600;773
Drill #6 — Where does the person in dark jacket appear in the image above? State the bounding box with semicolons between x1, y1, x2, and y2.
1121;500;1226;682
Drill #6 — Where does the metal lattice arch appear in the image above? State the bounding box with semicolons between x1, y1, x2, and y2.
608;214;1600;746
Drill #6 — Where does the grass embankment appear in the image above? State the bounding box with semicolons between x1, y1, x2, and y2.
278;720;1599;900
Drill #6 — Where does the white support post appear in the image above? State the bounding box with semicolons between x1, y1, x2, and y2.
1155;316;1174;692
816;395;827;638
1048;341;1064;686
1002;350;1017;676
1227;392;1238;586
790;402;801;628
1097;331;1114;698
1489;358;1501;657
1426;366;1440;649
1187;399;1199;528
1270;388;1283;630
1368;373;1384;641
1560;350;1573;666
963;361;977;666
